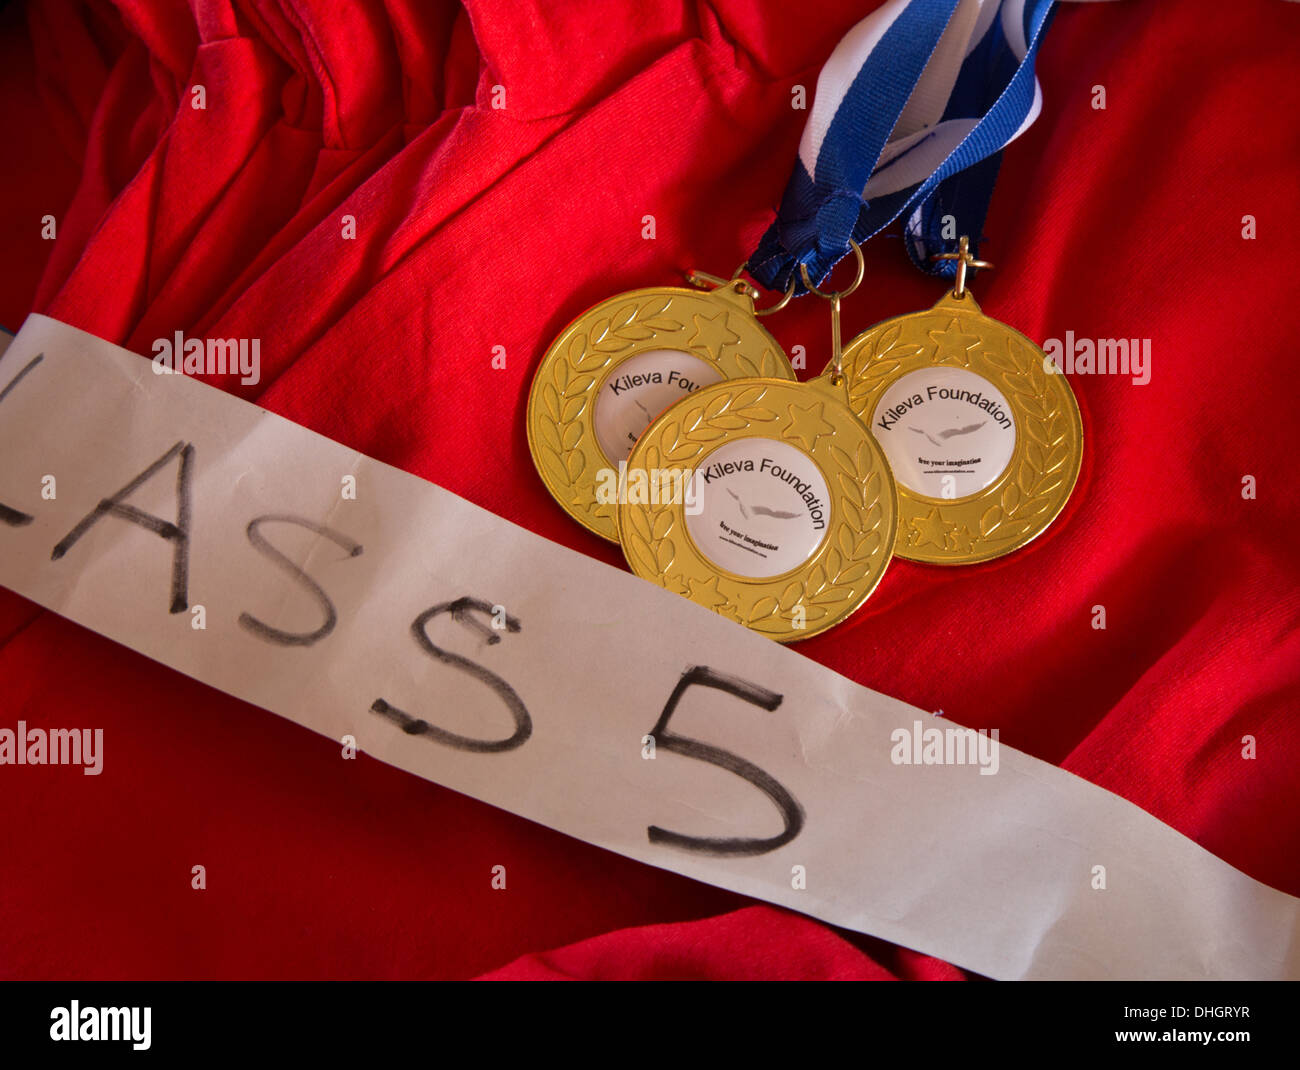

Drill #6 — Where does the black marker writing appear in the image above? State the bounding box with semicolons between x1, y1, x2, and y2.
647;665;804;857
370;596;531;753
0;353;44;527
238;515;363;646
51;441;194;614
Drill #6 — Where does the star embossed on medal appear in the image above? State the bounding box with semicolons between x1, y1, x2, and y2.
687;310;741;356
909;506;955;549
927;318;982;366
687;574;730;609
948;524;977;555
781;401;835;451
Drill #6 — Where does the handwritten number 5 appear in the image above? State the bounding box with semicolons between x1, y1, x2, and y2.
647;666;804;857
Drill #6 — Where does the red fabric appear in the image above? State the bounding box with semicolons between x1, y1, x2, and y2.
0;0;1296;980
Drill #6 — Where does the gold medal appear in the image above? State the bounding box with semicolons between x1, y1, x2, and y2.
618;244;897;641
527;274;796;542
840;238;1082;564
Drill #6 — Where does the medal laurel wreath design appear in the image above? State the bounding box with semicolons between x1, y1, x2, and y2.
619;380;896;641
528;288;792;542
844;295;1082;564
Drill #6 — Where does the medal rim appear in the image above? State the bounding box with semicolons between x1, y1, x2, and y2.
617;376;898;642
842;293;1083;565
526;286;796;542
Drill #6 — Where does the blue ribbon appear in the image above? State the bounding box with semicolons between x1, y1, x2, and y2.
748;0;1057;293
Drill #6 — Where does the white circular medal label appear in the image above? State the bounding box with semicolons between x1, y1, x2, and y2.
870;367;1016;499
594;350;723;463
685;438;830;580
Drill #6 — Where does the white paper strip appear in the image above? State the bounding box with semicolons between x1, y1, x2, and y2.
1;314;1296;980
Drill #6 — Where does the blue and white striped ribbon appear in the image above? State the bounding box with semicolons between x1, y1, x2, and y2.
748;0;1065;292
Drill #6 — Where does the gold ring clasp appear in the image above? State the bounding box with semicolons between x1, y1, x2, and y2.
931;234;994;299
799;239;865;385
